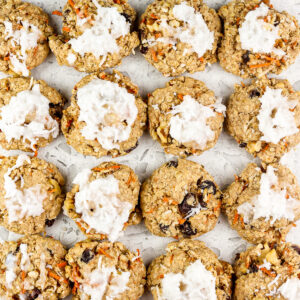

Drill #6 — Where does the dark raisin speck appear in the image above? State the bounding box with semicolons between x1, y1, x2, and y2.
81;249;95;263
197;194;207;208
13;245;20;255
249;89;261;98
249;261;258;273
140;46;148;54
159;224;169;233
45;219;55;227
27;288;41;300
166;160;178;168
239;142;247;148
292;245;300;255
274;20;280;26
178;193;197;216
179;221;197;236
125;142;138;153
121;13;131;23
242;51;250;64
198;180;217;195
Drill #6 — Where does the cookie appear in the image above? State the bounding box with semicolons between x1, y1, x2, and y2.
139;0;221;77
0;154;65;235
65;240;146;299
64;161;141;241
218;0;300;78
140;159;222;239
226;78;300;163
0;235;70;299
49;0;139;73
234;242;300;299
61;70;147;158
0;0;53;76
0;77;65;153
147;239;233;300
223;163;300;244
148;77;225;157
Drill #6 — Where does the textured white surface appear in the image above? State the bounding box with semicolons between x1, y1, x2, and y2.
0;1;299;299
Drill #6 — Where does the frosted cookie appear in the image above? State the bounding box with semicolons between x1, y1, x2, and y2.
0;235;70;299
0;154;65;235
49;0;139;73
223;163;300;244
147;239;233;300
61;70;147;158
65;240;146;299
0;77;65;153
64;161;141;241
234;242;300;299
218;0;300;78
140;159;222;238
139;0;221;77
0;0;53;76
148;77;225;157
226;78;300;163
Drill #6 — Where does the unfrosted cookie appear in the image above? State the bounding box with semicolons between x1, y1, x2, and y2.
0;154;65;235
140;159;222;238
0;0;53;76
64;161;141;241
218;0;300;78
139;0;221;77
234;242;300;300
62;70;147;158
65;240;146;300
49;0;139;73
0;235;70;299
226;78;300;163
147;239;233;300
148;77;225;157
0;77;65;153
223;163;300;244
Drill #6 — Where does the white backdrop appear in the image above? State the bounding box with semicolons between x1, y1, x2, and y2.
0;1;300;299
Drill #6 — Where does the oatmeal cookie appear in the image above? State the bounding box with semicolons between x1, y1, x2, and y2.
234;242;300;299
139;0;221;77
64;161;141;241
0;235;70;299
0;0;53;76
0;77;65;152
226;78;300;163
223;163;300;244
147;239;233;300
0;154;65;235
148;77;225;157
49;0;139;73
140;159;222;239
218;0;300;78
65;240;146;300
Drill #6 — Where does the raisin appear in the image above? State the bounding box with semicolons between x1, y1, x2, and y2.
198;180;217;195
249;89;261;98
179;221;197;236
166;160;178;168
121;13;131;23
14;245;20;255
249;261;258;273
124;142;138;153
27;288;41;300
140;46;148;54
81;249;94;263
197;194;207;208
239;142;247;148
159;224;169;233
178;193;197;216
235;253;240;261
274;20;280;26
242;51;250;64
292;245;300;255
45;219;55;227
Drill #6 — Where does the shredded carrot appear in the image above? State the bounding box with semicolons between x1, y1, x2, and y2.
150;13;158;19
234;174;239;182
33;144;38;157
162;197;169;203
170;254;174;264
262;144;269;152
151;49;158;62
249;62;271;69
3;56;9;61
199;57;204;63
285;194;290;199
281;58;286;64
57;261;67;268
177;93;184;100
260;267;276;277
214;201;221;213
126;172;136;185
72;264;80;295
47;168;54;173
52;10;63;16
100;74;106;79
287;265;293;274
292;223;296;227
127;87;137;95
98;248;113;259
173;235;179;240
155;33;161;39
147;93;152;98
48;189;56;193
92;165;120;172
236;17;240;25
48;270;68;283
146;208;155;214
76;221;86;232
113;0;121;4
62;27;71;32
178;218;186;225
21;271;26;281
241;81;245;87
171;200;178;205
240;215;245;228
233;211;239;225
157;49;164;56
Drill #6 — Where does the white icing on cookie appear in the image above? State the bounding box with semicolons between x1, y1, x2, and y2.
5;253;17;289
239;3;285;57
73;168;132;241
67;53;76;65
257;87;298;144
4;20;42;76
68;0;130;65
237;165;299;224
76;78;138;150
20;244;30;271
80;256;130;300
278;277;300;300
169;95;225;150
0;84;59;150
160;259;217;300
4;154;46;223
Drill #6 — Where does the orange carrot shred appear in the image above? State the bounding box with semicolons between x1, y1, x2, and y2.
241;81;245;87
233;211;239;224
178;219;186;225
52;10;63;16
57;261;67;268
151;49;158;62
249;62;271;69
199;56;204;63
92;165;120;172
177;93;184;100
260;267;276;277
4;56;10;61
162;197;169;203
62;27;71;32
98;248;113;259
